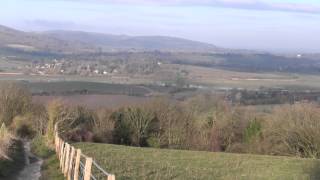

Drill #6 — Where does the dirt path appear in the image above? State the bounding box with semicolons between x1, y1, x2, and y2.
16;141;43;180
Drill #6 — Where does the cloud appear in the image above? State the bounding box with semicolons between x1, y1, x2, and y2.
75;0;320;14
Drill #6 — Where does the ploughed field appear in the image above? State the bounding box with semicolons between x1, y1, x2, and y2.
74;143;320;180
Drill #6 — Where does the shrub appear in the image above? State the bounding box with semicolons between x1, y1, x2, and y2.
61;106;96;142
125;107;156;146
263;103;320;158
244;119;262;144
93;109;114;143
112;107;157;147
0;82;31;126
0;124;13;159
112;109;132;145
11;115;36;138
30;103;48;136
46;100;66;146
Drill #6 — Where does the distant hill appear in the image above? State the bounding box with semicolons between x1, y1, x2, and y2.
0;25;97;54
43;30;222;52
0;25;224;53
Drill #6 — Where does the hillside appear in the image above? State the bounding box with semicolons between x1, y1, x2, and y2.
75;143;320;180
0;25;223;53
43;30;222;52
0;25;97;54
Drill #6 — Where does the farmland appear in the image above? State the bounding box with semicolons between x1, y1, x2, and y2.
22;81;151;96
75;143;320;180
33;94;151;109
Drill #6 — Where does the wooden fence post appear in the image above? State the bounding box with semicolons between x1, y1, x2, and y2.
59;140;64;160
67;147;75;180
84;157;93;180
54;123;58;134
64;144;71;176
60;142;65;169
54;133;57;152
73;149;81;180
54;135;56;151
54;124;58;151
57;138;61;157
61;142;68;173
107;174;116;180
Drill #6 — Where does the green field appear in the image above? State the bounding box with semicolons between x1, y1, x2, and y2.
21;81;151;96
74;143;320;180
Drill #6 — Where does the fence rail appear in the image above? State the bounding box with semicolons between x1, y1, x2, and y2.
54;124;116;180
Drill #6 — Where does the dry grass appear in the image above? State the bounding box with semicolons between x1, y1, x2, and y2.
0;124;13;159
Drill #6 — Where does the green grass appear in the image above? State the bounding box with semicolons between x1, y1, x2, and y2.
0;140;25;180
31;136;64;180
74;143;320;180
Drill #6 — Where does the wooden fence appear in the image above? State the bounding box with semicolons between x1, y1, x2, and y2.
54;124;116;180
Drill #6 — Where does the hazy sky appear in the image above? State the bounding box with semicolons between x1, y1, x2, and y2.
1;0;320;53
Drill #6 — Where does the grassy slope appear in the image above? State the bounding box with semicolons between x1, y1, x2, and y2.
31;136;64;180
75;143;320;180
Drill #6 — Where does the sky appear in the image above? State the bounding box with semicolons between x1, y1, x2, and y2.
1;0;320;53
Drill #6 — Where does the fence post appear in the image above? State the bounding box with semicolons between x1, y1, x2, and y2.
54;132;57;152
61;142;68;173
73;149;81;180
64;143;71;176
84;157;93;180
59;142;65;169
57;138;61;157
54;135;56;151
59;140;64;160
54;124;58;151
67;147;75;180
107;174;116;180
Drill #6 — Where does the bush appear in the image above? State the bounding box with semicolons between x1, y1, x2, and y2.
112;107;157;147
61;106;96;142
262;103;320;158
244;119;262;144
0;82;31;126
112;109;133;145
46;100;66;146
92;109;114;143
0;140;25;178
11;115;36;138
0;124;13;159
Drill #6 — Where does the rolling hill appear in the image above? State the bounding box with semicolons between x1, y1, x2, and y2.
0;25;222;53
0;25;97;54
43;30;222;52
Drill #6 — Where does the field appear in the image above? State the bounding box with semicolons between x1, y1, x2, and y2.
22;81;152;96
74;143;320;180
2;64;320;91
175;64;320;90
33;94;151;109
2;56;320;91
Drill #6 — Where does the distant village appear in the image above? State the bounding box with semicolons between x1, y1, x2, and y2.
23;59;161;76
